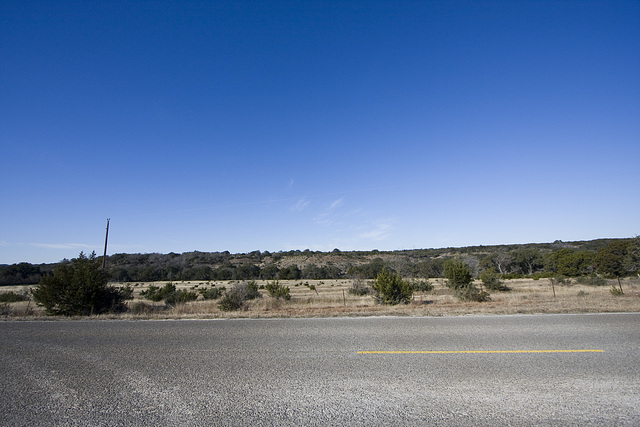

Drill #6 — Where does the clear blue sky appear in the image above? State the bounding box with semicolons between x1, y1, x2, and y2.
1;1;638;264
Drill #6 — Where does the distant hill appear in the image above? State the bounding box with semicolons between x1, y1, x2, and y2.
1;238;636;286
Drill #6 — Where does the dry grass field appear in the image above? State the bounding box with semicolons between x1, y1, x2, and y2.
3;277;639;319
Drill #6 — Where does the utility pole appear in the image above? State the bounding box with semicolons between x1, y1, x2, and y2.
102;218;110;269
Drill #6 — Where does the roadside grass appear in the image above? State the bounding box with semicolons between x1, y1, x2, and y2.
1;278;639;319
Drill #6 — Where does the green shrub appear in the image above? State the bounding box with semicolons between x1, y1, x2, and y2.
31;252;127;316
444;258;490;302
348;278;371;296
454;286;491;302
129;301;157;314
119;284;134;300
479;269;510;291
595;240;632;277
0;303;10;316
371;268;412;305
165;289;198;305
216;281;262;311
531;272;552;280
141;282;198;305
547;249;595;276
243;280;261;300
576;275;607;286
140;284;162;301
410;279;434;293
0;291;29;303
141;283;177;302
217;288;245;311
610;286;623;296
199;286;225;300
265;280;291;300
443;258;473;289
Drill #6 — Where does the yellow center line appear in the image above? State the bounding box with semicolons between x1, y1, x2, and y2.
357;349;605;354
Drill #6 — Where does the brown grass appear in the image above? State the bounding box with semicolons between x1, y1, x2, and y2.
2;277;639;320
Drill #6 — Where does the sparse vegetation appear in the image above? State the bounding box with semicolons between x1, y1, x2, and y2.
129;301;158;314
2;276;639;318
444;258;490;302
443;258;474;289
555;276;572;286
610;286;624;296
576;275;607;286
3;237;640;319
265;280;291;300
480;269;510;291
410;279;434;293
371;268;412;305
199;285;225;300
165;289;198;305
120;284;135;300
31;252;127;316
141;283;176;302
348;278;371;296
454;286;491;302
216;281;263;311
239;280;262;300
140;282;197;305
217;287;246;311
0;290;29;303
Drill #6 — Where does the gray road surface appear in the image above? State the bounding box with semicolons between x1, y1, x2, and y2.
1;313;639;426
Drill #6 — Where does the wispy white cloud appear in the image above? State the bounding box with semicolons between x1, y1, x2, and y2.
328;198;344;210
291;198;310;211
313;213;332;227
313;198;348;227
358;221;394;241
29;243;94;250
312;198;395;247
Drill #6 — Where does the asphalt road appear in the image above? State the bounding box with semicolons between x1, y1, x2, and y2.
1;313;639;426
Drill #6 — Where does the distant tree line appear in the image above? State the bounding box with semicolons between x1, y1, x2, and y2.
2;238;638;286
0;262;53;286
105;261;343;282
